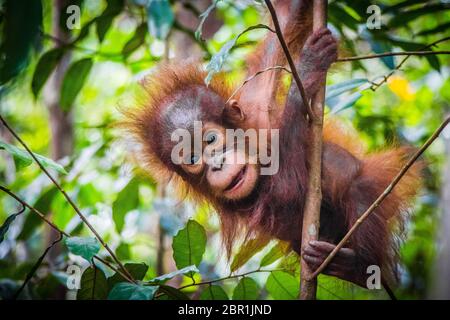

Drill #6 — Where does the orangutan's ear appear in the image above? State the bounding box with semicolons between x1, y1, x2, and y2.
224;99;245;123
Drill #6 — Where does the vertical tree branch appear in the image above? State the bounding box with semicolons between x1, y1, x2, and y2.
263;0;312;120
299;0;327;300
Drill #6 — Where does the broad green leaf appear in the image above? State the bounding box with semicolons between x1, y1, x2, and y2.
325;79;368;101
122;23;147;58
108;283;158;300
195;0;220;41
265;271;299;300
260;241;289;267
77;266;108;300
232;277;259;300
330;92;363;114
158;285;190;300
368;40;395;69
107;262;148;290
231;237;270;272
112;178;140;233
205;24;272;84
199;285;228;300
115;242;131;260
0;141;67;174
172;220;207;270
65;237;101;262
31;48;65;98
146;0;174;40
151;265;199;283
60;58;93;110
96;0;124;42
0;0;42;85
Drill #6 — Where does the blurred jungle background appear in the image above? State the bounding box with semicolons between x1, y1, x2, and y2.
0;0;450;300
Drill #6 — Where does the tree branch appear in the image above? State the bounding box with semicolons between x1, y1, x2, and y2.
299;0;327;300
336;50;450;62
0;185;134;284
0;115;134;283
226;66;291;103
370;36;450;91
263;0;313;121
310;116;450;280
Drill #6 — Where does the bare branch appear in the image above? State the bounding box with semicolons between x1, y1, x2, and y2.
226;66;291;103
263;0;313;121
299;0;327;300
13;232;63;299
0;185;134;284
336;50;450;62
310;116;450;280
0;115;134;283
370;36;450;91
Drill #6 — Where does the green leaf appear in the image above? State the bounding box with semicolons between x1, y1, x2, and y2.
330;92;363;114
0;209;24;244
231;237;270;272
146;0;174;40
96;0;124;42
265;271;299;300
0;0;43;85
195;0;220;41
368;40;395;70
108;283;158;300
417;22;450;36
232;277;259;300
122;23;147;58
112;178;140;233
158;285;190;300
115;242;131;260
107;262;148;290
200;285;228;300
65;237;101;262
325;78;368;101
31;48;65;98
77;266;108;300
205;24;272;84
172;220;207;270
260;241;289;267
0;141;67;174
60;58;93;111
151;265;199;283
388;4;448;29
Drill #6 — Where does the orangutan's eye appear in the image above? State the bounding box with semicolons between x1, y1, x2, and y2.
206;132;217;145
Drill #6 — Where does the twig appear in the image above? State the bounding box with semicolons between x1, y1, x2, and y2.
0;115;134;282
0;186;69;237
226;66;291;103
263;0;313;121
0;185;134;283
370;36;450;91
13;232;63;300
177;268;282;290
299;0;327;300
310;116;450;280
336;50;450;62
